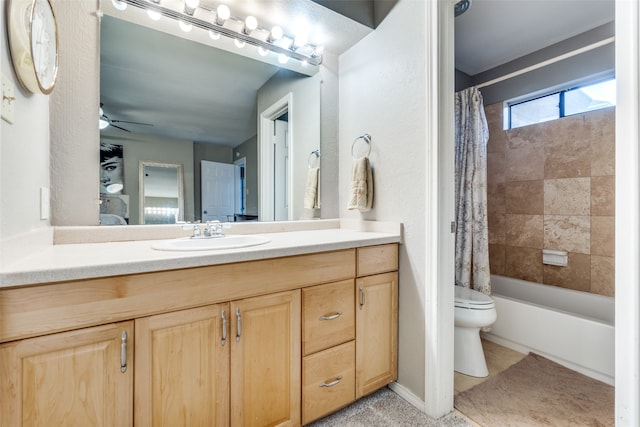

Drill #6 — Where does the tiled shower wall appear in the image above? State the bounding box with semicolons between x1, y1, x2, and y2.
486;104;615;297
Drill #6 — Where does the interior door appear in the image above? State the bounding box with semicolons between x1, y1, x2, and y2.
201;160;235;222
273;119;289;221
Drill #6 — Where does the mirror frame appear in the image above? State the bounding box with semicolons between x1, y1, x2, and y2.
138;161;185;224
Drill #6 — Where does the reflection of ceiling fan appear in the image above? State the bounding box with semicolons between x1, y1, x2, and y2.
99;103;153;132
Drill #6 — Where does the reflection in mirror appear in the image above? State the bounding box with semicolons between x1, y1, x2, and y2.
139;162;184;224
99;9;318;225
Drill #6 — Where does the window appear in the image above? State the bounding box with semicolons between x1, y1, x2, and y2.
507;78;616;129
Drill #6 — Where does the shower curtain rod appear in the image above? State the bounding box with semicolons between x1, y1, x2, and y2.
475;36;615;89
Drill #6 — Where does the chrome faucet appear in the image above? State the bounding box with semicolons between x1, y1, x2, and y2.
182;221;227;239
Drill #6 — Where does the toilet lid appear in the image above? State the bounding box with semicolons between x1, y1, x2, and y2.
454;286;495;309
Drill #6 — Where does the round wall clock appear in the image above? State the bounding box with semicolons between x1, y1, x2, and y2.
7;0;59;94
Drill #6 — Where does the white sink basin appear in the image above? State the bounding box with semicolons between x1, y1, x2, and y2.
151;235;271;251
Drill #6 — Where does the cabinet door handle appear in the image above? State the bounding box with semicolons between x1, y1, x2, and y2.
319;311;342;321
221;310;228;346
359;285;365;309
235;308;242;342
319;375;343;388
120;331;128;373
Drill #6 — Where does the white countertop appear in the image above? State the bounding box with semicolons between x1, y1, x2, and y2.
0;224;401;288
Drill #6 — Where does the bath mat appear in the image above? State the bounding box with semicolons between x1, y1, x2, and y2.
454;353;614;426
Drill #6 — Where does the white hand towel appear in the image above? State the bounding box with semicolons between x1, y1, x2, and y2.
347;157;373;211
304;167;320;209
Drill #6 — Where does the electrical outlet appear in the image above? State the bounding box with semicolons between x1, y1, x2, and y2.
2;73;16;124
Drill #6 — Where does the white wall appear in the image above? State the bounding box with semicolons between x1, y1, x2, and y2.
0;0;53;262
339;0;429;402
257;69;321;220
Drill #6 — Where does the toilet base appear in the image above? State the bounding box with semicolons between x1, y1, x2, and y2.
454;326;489;377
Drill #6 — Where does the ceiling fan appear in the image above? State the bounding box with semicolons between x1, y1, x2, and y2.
99;103;153;132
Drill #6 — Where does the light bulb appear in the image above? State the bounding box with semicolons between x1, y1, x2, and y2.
293;32;308;48
258;47;269;56
278;54;289;64
179;20;192;32
183;0;199;15
147;9;161;20
244;16;257;34
234;39;246;48
111;0;127;11
216;4;230;25
99;118;109;130
269;26;283;42
209;30;221;40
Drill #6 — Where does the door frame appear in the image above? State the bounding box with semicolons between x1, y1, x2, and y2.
258;93;293;221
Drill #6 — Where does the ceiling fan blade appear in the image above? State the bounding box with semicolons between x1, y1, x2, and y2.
111;124;131;132
111;119;153;126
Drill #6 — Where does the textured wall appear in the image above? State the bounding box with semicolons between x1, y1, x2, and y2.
339;0;428;400
486;104;615;296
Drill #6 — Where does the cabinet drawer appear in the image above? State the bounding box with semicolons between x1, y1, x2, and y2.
302;341;355;425
357;244;399;277
302;280;355;356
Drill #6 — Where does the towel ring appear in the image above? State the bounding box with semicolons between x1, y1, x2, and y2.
351;134;372;158
308;149;320;168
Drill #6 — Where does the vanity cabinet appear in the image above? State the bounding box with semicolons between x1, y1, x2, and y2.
0;321;134;427
0;244;398;427
135;291;300;427
134;304;230;426
355;244;399;399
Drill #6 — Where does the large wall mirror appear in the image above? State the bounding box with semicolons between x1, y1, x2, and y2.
97;0;372;225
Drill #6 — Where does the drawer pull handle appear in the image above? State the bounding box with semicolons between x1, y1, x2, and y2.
319;311;342;321
359;285;365;309
320;375;343;388
236;308;242;342
221;310;228;346
120;331;128;373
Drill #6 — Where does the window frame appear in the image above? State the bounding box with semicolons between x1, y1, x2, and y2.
506;77;615;129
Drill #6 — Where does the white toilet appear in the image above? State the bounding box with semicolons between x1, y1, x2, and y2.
454;286;497;377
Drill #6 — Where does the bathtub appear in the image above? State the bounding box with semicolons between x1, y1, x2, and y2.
482;275;614;385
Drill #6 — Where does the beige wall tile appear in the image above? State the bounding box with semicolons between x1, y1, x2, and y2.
590;107;615;176
544;178;591;215
506;122;545;150
487;182;505;214
488;211;505;244
544;215;590;254
543;253;591;292
591;255;615;297
505;180;543;214
485;103;507;154
591;175;615;216
543;115;591;179
505;246;543;283
489;244;506;276
591;216;615;256
487;152;506;185
505;214;543;248
505;144;545;182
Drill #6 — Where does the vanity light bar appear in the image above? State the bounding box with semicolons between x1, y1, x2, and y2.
120;0;323;66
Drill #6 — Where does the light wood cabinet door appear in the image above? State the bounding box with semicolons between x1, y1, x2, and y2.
0;321;134;427
355;272;398;399
134;304;230;427
230;290;301;427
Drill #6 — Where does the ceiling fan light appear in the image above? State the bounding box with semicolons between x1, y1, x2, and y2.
99;118;109;130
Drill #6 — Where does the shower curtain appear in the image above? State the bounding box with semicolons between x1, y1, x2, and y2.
454;87;491;295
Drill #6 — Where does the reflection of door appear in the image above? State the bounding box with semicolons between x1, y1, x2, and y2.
201;160;235;222
274;119;289;221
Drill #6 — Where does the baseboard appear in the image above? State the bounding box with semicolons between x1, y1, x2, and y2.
388;382;426;412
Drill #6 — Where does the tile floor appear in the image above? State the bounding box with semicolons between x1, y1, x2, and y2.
454;338;527;394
